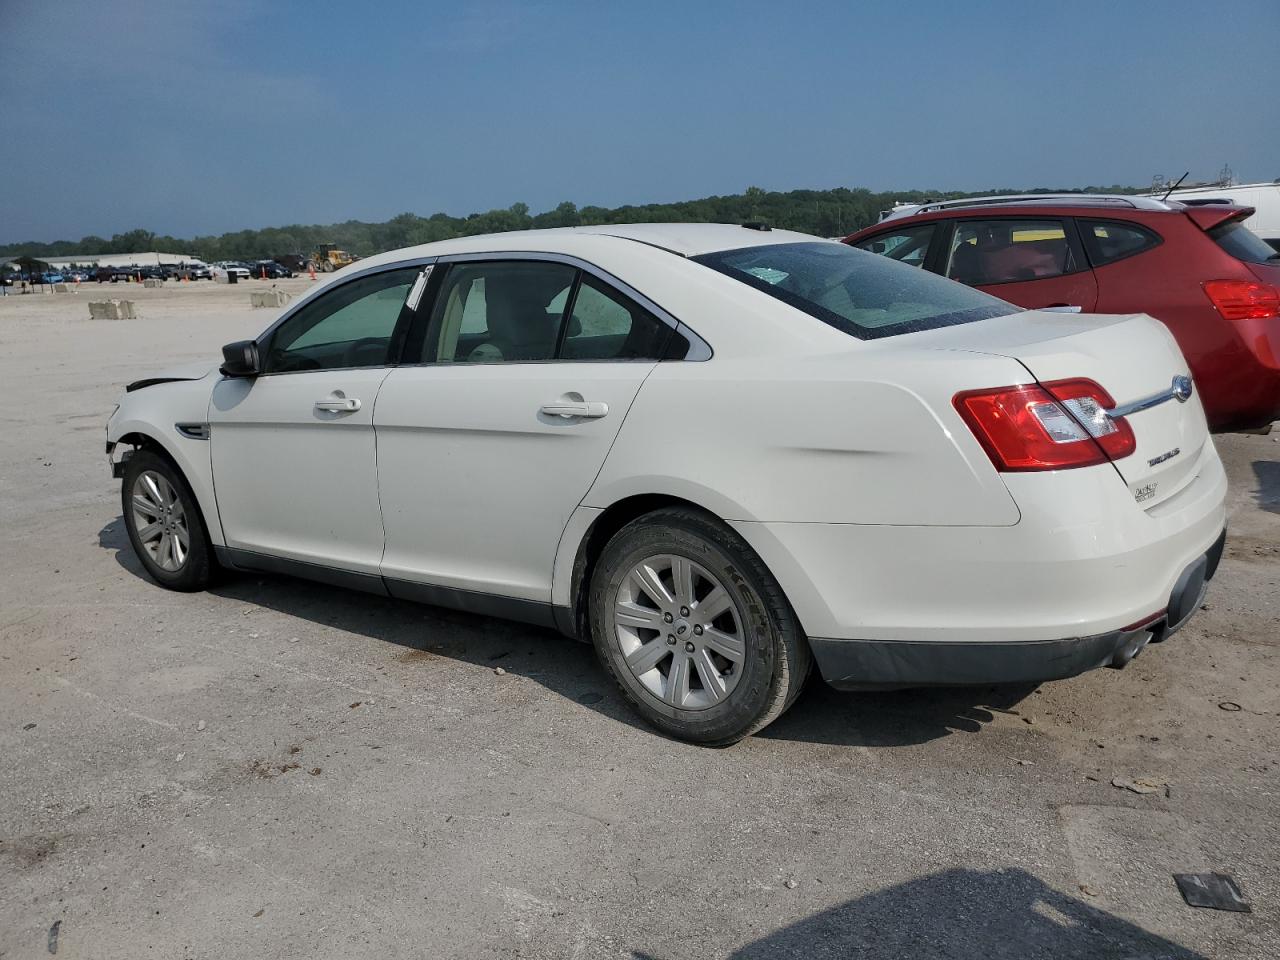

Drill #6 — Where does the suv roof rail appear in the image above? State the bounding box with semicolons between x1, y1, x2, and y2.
905;194;1176;216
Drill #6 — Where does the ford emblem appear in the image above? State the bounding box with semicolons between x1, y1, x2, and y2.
1172;375;1193;403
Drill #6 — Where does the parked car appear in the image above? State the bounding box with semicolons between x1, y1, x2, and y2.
845;195;1280;432
106;224;1226;744
252;260;293;279
215;262;251;280
1154;181;1280;254
179;263;213;280
67;270;89;282
38;271;66;284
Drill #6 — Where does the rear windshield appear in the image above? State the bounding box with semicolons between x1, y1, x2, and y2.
693;241;1019;339
1209;220;1279;265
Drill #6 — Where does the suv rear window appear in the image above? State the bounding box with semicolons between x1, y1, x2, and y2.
1209;220;1279;265
693;241;1018;340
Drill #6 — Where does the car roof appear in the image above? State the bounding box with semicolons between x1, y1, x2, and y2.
348;223;823;274
563;222;817;256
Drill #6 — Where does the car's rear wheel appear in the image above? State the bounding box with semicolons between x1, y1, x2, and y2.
121;449;214;591
588;507;811;745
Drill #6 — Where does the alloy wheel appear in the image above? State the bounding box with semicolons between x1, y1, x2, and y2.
613;554;746;710
131;470;190;572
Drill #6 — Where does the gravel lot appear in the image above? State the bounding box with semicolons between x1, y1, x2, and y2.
1;279;1277;959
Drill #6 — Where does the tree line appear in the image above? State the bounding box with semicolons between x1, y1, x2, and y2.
0;184;1143;264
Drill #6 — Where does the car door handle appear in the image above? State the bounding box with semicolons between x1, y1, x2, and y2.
315;398;361;412
540;400;609;419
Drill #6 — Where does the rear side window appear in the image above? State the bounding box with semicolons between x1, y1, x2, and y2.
561;275;671;360
850;223;935;268
693;241;1018;340
1209;220;1279;265
423;260;675;363
1079;219;1161;266
430;261;576;363
945;219;1081;285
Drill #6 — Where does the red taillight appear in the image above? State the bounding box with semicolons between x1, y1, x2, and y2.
954;378;1136;472
1203;279;1280;320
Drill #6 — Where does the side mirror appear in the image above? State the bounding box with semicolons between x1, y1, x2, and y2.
220;340;261;377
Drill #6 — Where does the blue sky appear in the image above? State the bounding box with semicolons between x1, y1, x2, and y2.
2;0;1277;243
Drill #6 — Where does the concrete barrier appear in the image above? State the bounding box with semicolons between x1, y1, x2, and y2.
250;289;292;308
52;283;74;293
88;300;137;320
143;278;163;288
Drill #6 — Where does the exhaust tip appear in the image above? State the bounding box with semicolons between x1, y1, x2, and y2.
1107;630;1153;669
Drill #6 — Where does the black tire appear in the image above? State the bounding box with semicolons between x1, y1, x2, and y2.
588;507;812;745
121;448;215;591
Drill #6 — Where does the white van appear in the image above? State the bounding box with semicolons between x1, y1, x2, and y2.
1157;182;1280;252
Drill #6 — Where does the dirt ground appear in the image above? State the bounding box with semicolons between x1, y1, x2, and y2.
1;278;1277;959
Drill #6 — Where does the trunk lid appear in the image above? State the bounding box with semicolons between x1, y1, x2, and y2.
915;310;1210;508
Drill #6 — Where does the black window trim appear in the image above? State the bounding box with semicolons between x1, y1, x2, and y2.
252;258;437;378
400;250;711;366
1076;217;1164;269
939;215;1091;285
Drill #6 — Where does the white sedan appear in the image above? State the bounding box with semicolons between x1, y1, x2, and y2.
107;224;1227;743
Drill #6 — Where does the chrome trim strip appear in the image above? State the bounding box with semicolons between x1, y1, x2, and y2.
175;422;210;440
1106;386;1179;419
405;264;433;312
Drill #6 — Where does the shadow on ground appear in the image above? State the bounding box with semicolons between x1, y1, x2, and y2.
640;868;1206;960
101;517;1034;749
1253;459;1280;514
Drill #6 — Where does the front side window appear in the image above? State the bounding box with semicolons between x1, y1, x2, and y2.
263;267;419;373
1079;219;1161;266
945;219;1079;285
693;241;1018;340
850;223;935;268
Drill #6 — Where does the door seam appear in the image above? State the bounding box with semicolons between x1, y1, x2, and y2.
371;367;397;572
546;360;665;596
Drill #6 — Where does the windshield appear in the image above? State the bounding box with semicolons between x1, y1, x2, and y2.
693;241;1019;339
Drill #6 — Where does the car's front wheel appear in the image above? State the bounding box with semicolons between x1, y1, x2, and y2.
588;507;811;745
121;449;214;591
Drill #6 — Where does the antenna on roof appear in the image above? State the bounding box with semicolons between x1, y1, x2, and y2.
1161;172;1189;202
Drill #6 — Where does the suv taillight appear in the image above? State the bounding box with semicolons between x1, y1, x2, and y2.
1203;280;1280;320
954;378;1136;472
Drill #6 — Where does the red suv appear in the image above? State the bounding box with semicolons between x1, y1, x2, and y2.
845;195;1280;432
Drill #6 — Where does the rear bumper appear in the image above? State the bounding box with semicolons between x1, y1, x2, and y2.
810;527;1225;690
733;443;1227;645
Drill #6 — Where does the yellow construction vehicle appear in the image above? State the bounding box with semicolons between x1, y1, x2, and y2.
311;243;356;272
